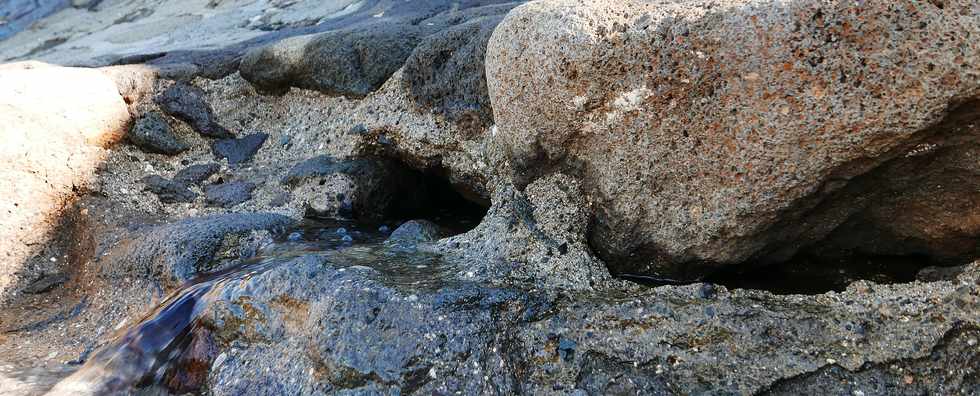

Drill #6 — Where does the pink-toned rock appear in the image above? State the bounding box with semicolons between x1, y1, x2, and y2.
0;65;131;301
486;0;980;279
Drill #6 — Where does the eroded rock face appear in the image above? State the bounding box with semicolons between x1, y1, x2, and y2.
486;0;980;280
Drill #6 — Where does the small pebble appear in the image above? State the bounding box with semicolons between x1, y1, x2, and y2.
341;235;353;243
699;283;717;299
336;227;348;235
378;225;390;233
287;232;303;242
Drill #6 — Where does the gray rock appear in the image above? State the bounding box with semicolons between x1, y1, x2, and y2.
75;254;979;395
400;14;505;131
212;133;268;165
280;155;339;186
127;112;187;155
205;181;256;208
0;0;67;41
485;0;980;280
240;22;428;97
98;213;293;286
173;163;220;185
141;175;197;203
156;82;233;138
387;220;442;245
438;174;611;290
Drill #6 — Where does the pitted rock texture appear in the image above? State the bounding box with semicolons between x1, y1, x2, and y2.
486;0;980;280
122;254;980;395
439;174;612;291
127;112;188;155
240;21;429;97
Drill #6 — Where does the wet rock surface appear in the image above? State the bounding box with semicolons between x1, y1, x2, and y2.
99;213;293;287
49;224;980;395
387;220;442;245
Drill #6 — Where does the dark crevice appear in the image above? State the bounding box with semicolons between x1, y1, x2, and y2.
385;166;489;235
301;157;489;237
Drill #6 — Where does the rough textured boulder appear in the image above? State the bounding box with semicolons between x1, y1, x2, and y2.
240;22;429;97
400;15;505;130
486;0;980;280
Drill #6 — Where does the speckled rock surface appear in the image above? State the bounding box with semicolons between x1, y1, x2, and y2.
4;1;980;394
127;112;188;155
155;255;980;394
486;0;980;280
439;174;611;291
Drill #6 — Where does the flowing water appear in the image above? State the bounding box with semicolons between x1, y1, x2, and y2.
42;219;460;395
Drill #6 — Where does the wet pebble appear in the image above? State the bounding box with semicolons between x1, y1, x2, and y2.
287;232;303;242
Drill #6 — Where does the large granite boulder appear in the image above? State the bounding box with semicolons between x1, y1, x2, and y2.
486;0;980;280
